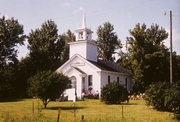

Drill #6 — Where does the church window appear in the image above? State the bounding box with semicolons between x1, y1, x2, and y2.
82;77;86;89
117;77;119;83
79;32;83;39
108;76;110;84
88;75;92;86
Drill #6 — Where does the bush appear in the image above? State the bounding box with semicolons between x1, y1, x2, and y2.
145;81;180;120
145;82;170;110
164;82;180;111
164;81;180;120
101;82;129;104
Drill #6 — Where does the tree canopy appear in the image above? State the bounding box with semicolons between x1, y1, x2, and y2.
28;70;71;108
27;20;65;72
126;23;169;92
97;22;122;61
0;16;25;100
60;30;75;63
0;16;25;67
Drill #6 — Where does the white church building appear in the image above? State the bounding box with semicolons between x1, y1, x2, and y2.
57;16;132;101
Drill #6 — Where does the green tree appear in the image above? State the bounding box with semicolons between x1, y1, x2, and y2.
126;23;169;92
61;30;75;63
0;65;15;100
0;16;25;99
0;16;25;67
172;54;180;82
97;22;122;61
27;20;65;72
28;71;71;108
117;51;131;69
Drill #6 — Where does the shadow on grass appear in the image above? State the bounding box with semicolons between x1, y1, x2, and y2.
121;103;138;105
46;106;86;110
0;99;24;103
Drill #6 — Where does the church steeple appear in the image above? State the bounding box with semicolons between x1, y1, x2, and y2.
69;15;97;62
82;14;86;29
75;15;93;41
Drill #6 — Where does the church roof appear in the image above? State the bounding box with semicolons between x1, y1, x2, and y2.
89;60;132;75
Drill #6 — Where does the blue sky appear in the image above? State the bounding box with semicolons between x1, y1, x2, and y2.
0;0;180;59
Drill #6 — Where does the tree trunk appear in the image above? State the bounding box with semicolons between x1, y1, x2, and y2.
43;99;48;108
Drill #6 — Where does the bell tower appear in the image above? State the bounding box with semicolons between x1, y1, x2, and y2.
75;14;93;41
69;15;97;62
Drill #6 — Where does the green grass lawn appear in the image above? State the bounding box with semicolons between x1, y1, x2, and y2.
0;99;178;122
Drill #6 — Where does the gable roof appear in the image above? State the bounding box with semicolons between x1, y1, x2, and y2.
57;54;101;72
89;60;132;75
57;54;132;76
73;67;86;74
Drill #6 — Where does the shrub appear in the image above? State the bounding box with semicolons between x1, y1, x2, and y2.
145;81;180;120
145;82;170;110
164;81;180;120
101;82;129;104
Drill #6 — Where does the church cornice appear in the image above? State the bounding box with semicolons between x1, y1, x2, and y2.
68;40;97;46
75;28;93;33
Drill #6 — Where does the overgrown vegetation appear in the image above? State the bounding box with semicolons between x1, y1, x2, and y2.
101;82;129;104
145;81;180;120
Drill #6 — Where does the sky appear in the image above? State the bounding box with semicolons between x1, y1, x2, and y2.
0;0;180;59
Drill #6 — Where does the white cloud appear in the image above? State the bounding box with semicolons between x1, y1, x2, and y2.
63;2;72;8
73;6;85;14
79;7;84;11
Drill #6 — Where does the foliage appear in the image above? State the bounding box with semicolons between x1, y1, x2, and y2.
101;82;129;104
27;20;65;72
117;51;131;70
0;66;15;100
126;23;169;92
0;62;27;100
164;81;180;120
145;82;170;110
60;30;75;63
145;81;180;120
0;16;25;67
172;54;180;82
97;22;122;61
27;70;71;108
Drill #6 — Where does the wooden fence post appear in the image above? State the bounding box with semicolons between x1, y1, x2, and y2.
57;108;61;122
32;102;34;114
122;105;124;119
74;102;76;122
81;115;84;122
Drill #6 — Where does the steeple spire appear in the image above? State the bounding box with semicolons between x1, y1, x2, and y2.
82;13;86;28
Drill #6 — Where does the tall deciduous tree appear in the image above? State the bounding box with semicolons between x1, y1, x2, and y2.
61;30;75;63
0;16;25;67
0;16;25;99
97;22;122;61
27;20;65;72
126;23;169;92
